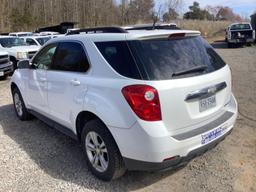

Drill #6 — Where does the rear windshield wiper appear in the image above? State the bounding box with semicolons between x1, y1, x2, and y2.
172;65;207;77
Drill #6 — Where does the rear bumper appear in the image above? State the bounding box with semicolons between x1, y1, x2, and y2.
228;38;254;43
124;129;232;171
110;94;237;170
0;62;13;76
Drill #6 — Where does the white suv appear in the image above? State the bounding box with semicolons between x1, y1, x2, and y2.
10;27;238;181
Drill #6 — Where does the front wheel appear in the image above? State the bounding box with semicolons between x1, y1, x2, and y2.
0;74;7;80
81;119;126;181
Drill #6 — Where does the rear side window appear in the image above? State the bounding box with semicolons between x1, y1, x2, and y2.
95;41;141;79
95;36;226;80
51;42;89;72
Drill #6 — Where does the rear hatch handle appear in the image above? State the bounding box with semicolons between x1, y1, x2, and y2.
185;82;227;102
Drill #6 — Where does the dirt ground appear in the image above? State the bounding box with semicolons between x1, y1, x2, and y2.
0;43;255;192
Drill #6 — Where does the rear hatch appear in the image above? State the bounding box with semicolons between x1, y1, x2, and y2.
95;32;231;131
127;34;231;131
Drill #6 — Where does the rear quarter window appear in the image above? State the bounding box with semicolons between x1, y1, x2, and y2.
95;41;141;79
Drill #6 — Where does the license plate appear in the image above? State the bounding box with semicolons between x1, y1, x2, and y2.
201;126;227;145
199;95;216;112
0;71;4;77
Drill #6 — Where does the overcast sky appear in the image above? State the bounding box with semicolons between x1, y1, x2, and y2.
156;0;256;17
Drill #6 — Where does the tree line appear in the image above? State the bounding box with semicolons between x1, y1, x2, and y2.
0;0;245;33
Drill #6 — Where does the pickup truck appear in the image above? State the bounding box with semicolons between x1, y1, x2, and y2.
225;23;255;48
0;36;40;69
0;51;13;80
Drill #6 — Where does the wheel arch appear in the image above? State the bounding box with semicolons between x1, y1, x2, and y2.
11;82;19;93
76;111;108;142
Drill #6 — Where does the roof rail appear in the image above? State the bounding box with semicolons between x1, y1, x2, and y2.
66;27;127;35
124;24;180;31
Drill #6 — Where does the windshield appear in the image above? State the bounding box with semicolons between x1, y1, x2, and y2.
36;37;51;45
230;24;251;30
95;36;226;80
0;38;27;47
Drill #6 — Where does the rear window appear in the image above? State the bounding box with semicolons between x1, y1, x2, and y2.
230;24;251;30
95;36;226;80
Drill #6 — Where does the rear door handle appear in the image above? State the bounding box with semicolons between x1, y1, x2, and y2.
70;79;81;86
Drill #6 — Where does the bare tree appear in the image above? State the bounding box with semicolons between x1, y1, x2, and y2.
161;0;184;21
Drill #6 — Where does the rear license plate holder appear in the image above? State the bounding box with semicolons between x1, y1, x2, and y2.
199;95;216;112
0;71;4;77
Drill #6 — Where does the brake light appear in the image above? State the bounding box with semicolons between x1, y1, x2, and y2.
168;33;185;39
122;85;162;121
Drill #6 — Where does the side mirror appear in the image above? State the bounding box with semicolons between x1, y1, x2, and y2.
17;59;30;69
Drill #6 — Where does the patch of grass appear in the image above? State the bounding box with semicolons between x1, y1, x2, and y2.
174;20;231;39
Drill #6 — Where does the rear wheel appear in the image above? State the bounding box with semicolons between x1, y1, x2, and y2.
12;88;33;121
227;42;234;48
81;119;126;181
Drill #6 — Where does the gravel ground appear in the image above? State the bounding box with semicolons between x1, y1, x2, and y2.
0;43;255;192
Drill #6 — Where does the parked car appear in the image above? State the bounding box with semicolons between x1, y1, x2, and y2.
10;27;238;181
0;51;13;79
225;23;255;47
0;36;40;69
21;36;51;46
9;32;34;37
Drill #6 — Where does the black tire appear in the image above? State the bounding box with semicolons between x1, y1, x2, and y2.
227;42;233;48
246;43;252;47
11;58;18;70
12;87;33;121
0;75;7;80
81;119;126;181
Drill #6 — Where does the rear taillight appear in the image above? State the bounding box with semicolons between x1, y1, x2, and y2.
122;85;162;121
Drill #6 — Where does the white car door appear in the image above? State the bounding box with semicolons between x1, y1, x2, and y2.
27;43;58;115
47;41;90;130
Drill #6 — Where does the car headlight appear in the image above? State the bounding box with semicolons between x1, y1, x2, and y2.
17;52;28;59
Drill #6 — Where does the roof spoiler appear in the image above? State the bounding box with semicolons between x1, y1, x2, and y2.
137;31;201;40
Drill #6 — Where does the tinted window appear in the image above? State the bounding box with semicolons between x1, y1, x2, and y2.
51;42;89;72
32;44;57;70
230;24;251;30
128;36;226;80
95;41;141;79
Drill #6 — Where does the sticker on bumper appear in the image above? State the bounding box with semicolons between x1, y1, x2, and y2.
201;126;227;145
